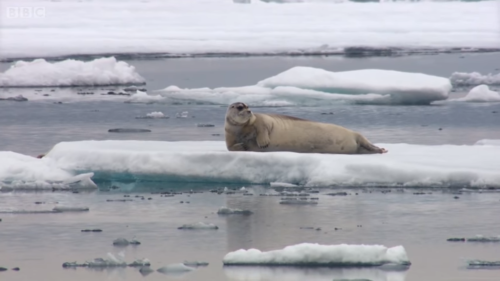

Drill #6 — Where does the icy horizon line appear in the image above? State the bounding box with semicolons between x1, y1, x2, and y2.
2;46;500;63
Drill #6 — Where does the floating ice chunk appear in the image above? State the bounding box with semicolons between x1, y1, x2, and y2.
467;260;500;268
136;111;169;119
0;57;145;87
157;263;195;275
257;67;451;105
183;261;209;267
450;71;500;86
113;238;141;246
157;67;451;105
0;95;28;102
42;140;500;188
270;182;298;188
217;207;253;215
453;85;500;102
474;139;500;146
176;111;189;118
467;235;500;242
53;206;89;212
108;128;151;133
222;243;411;266
125;91;164;103
279;200;318;205
178;222;219;230
0;151;97;190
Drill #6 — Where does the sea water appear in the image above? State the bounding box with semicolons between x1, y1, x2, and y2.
1;54;500;281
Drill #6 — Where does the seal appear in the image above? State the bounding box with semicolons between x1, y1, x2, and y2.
224;102;387;154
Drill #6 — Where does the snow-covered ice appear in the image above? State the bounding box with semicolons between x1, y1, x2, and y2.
136;111;169;119
0;151;97;190
474;139;500;146
0;57;145;87
0;139;496;189
222;243;410;266
156;67;452;105
450;71;500;86
452;85;500;103
0;0;498;60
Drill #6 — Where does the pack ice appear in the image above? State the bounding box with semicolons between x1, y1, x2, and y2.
157;67;452;106
1;139;497;190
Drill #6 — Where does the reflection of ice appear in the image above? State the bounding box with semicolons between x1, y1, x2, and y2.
223;266;407;281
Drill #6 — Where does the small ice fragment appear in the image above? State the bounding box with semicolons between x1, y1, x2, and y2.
53;206;89;212
108;128;151;133
196;123;215;127
157;263;195;274
176;111;189;118
183;261;209;267
217;207;253;215
178;222;219;230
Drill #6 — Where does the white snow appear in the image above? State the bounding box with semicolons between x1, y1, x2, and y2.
223;266;407;281
222;243;410;266
9;139;496;189
453;85;500;103
136;111;169;119
0;0;498;60
156;67;452;105
474;139;500;146
125;91;165;104
0;151;97;190
0;57;145;87
450;71;500;86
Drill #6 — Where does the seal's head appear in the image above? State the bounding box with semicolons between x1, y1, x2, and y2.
226;102;252;125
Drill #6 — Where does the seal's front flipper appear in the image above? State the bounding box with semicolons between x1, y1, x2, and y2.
230;143;248;151
256;128;270;149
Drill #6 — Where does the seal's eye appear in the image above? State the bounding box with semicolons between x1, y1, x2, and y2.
236;106;243;111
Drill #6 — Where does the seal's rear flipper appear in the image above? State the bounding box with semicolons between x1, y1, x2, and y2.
357;134;388;154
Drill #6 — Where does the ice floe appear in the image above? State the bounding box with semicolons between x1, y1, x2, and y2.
222;243;410;266
3;139;500;190
450;71;500;86
452;85;500;103
1;0;498;60
217;207;253;215
0;57;145;87
35;140;500;189
474;139;500;146
156;67;452;105
0;151;97;191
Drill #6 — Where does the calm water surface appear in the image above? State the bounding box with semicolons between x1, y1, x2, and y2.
1;54;500;281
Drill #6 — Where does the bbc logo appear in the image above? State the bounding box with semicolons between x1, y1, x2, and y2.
6;7;46;18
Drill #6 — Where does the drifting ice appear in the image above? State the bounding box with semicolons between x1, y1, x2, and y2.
157;67;452;105
222;243;411;266
0;57;145;87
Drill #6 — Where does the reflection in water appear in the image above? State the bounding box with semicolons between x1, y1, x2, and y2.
223;266;407;281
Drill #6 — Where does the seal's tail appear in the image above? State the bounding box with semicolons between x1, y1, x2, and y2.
356;134;388;154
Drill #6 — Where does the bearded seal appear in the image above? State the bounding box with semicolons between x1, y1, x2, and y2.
224;102;387;154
